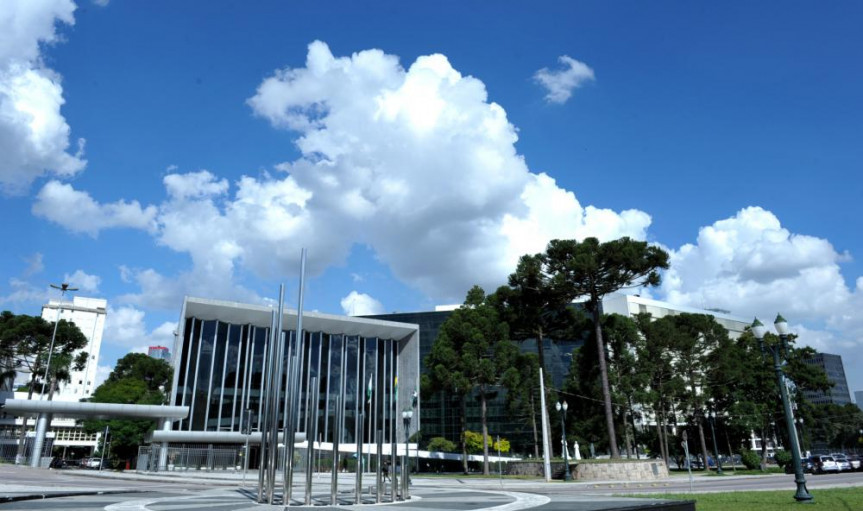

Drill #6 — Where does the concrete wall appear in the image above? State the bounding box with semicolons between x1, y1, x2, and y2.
574;460;669;481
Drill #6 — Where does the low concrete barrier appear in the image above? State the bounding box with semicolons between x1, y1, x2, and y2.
504;459;669;481
574;459;669;481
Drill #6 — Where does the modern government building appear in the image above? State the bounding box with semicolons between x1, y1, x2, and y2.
162;296;420;469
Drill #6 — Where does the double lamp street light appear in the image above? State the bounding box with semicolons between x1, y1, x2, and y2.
555;400;572;481
751;314;813;503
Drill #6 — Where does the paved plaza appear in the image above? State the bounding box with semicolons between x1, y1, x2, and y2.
4;464;862;510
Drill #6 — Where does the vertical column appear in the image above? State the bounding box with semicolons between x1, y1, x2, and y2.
303;376;318;505
354;337;365;504
158;417;171;471
284;248;307;504
29;413;49;467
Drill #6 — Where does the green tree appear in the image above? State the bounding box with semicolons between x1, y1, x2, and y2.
426;436;457;453
493;255;583;451
0;310;88;398
501;352;542;457
670;313;730;471
633;313;682;465
423;286;518;475
545;237;669;458
83;353;172;465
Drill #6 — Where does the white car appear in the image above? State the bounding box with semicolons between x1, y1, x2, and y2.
811;455;840;474
830;453;852;472
84;458;102;469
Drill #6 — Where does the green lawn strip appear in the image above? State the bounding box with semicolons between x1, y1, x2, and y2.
622;487;863;511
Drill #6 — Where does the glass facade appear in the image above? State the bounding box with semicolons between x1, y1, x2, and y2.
802;352;852;405
365;310;584;456
173;315;407;452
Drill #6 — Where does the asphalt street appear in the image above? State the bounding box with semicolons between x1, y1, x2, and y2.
2;465;861;511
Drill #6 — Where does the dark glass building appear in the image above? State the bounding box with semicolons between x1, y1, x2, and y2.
365;309;584;456
802;352;852;405
170;297;420;443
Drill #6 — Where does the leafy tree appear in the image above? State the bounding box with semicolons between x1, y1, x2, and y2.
633;313;682;465
493;437;511;454
426;436;456;453
545;237;669;458
423;286;518;475
464;430;484;454
601;314;649;457
83;353;172;465
492;255;584;450
670;314;730;471
464;430;511;454
0;310;88;398
501;352;542;458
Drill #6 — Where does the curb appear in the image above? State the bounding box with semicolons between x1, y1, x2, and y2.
1;489;146;504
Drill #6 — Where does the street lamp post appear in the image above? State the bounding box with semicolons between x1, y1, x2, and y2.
707;409;723;475
401;409;413;500
41;283;78;399
29;283;78;468
555;401;572;481
752;315;813;503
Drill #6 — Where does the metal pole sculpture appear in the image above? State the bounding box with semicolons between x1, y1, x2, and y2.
284;248;308;504
304;376;318;505
374;340;383;503
355;338;365;504
256;299;279;503
391;342;399;500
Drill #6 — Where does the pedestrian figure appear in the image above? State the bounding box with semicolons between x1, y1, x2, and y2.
382;460;390;482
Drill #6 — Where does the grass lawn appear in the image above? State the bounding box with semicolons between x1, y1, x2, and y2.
628;487;863;510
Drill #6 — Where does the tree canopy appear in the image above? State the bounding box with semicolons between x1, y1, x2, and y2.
423;285;518;474
0;310;88;398
545;237;669;458
83;353;172;463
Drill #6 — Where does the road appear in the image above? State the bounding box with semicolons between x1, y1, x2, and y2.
2;466;861;511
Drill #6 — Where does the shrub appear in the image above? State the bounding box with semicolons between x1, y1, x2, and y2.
773;449;792;470
427;436;456;453
741;449;762;470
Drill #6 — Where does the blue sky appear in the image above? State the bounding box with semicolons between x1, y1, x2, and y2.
2;1;862;394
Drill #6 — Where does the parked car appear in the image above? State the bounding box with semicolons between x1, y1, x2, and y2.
809;455;839;474
83;458;102;469
830;453;852;472
847;455;862;471
784;457;815;474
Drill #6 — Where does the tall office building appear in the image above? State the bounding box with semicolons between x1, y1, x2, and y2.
9;296;108;457
148;346;171;362
802;353;852;405
38;296;107;401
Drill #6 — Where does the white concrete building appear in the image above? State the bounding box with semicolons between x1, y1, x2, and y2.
601;293;751;338
11;296;108;457
38;297;107;401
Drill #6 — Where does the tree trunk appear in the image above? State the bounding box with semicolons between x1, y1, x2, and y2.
593;307;619;458
697;416;710;472
481;386;490;475
535;326;554;456
759;425;768;471
529;392;539;459
460;395;468;474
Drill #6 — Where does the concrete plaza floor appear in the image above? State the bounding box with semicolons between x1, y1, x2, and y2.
0;465;695;510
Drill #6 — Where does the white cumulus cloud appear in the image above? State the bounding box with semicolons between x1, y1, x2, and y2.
659;206;863;389
63;269;101;293
341;291;385;316
0;0;86;195
32;180;158;236
534;55;595;104
103;305;177;350
37;41;647;305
